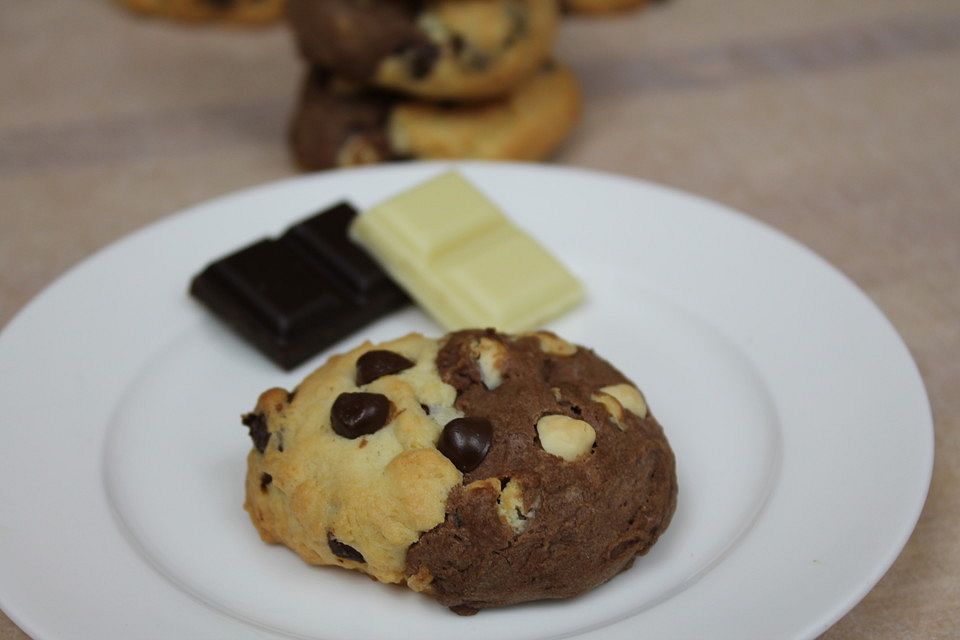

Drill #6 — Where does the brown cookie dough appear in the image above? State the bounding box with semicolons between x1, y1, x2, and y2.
117;0;284;23
243;330;677;613
289;61;581;170
286;0;560;100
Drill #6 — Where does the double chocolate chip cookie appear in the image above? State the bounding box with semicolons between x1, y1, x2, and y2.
243;329;677;613
287;0;560;101
289;61;581;170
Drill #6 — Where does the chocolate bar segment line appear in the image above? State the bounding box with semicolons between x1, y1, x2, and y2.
282;202;393;301
189;202;407;370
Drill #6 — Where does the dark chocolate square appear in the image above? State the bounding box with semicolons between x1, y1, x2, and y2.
189;203;407;370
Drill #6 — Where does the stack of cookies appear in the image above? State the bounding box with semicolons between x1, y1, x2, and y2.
284;0;582;170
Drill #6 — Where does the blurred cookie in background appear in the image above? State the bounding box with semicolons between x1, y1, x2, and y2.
290;61;581;170
562;0;666;15
286;0;560;101
117;0;284;24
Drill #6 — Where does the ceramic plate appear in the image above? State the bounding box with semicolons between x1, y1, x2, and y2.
0;162;932;639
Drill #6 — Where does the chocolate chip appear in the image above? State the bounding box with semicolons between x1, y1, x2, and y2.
449;33;465;55
420;404;430;415
463;50;491;72
260;472;273;492
356;350;415;385
331;392;391;439
450;604;479;616
406;42;440;79
438;417;493;473
328;534;365;563
242;412;270;453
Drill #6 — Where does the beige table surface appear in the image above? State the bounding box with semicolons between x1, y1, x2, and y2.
1;0;958;638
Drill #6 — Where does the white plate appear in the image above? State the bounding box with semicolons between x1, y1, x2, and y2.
0;162;932;640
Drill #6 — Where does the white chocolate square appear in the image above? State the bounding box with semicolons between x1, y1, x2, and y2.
351;171;583;331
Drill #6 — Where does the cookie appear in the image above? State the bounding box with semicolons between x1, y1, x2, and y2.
243;329;677;613
117;0;284;23
289;61;581;170
562;0;645;13
286;0;560;100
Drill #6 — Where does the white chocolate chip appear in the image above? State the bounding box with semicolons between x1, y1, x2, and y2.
496;479;538;534
599;384;648;419
591;391;627;430
335;134;387;166
406;565;434;593
536;415;596;461
426;404;464;429
471;337;506;390
527;331;577;356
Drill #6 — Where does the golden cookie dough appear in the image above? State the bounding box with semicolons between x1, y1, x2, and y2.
244;333;464;584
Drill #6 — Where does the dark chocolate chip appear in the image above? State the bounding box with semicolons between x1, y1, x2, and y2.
260;472;273;492
420;404;430;415
356;350;415;385
449;33;465;55
450;604;479;616
407;42;440;79
328;534;365;563
438;417;493;473
242;412;270;453
463;50;491;72
331;392;391;439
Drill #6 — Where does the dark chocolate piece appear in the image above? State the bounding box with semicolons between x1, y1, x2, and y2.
242;412;271;453
189;202;407;370
356;350;415;385
438;417;493;472
328;534;366;563
404;42;440;79
331;392;392;439
260;472;273;492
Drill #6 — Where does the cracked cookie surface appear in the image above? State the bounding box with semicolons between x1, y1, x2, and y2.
243;329;677;612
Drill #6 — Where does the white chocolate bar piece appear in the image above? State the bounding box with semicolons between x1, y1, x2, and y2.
350;171;583;331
